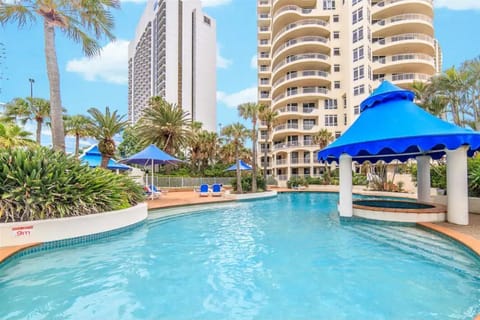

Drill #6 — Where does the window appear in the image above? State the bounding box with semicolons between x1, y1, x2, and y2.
352;26;364;43
260;39;268;45
353;45;364;62
344;113;347;125
260;65;268;72
260;78;269;85
353;65;365;81
203;16;211;25
354;84;365;96
303;119;316;130
354;105;360;115
334;81;341;89
352;7;363;24
334;64;340;72
333;15;339;22
333;47;340;56
343;95;347;108
303;102;315;113
352;0;362;5
323;0;335;10
287;87;298;96
260;52;269;58
325;115;338;127
333;31;340;39
368;66;372;80
335;131;342;138
260;91;269;98
324;99;338;109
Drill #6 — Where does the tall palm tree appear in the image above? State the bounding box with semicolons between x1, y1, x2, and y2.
313;128;334;181
222;123;249;193
0;1;120;152
87;107;128;168
258;107;278;184
432;67;466;126
136;96;191;156
64;114;91;156
461;56;480;129
0;122;35;148
410;81;446;118
238;102;263;192
4;97;50;144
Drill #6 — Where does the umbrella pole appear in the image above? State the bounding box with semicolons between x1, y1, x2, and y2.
151;161;154;200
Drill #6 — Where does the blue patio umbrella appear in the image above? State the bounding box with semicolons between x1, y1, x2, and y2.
79;145;131;171
226;160;252;171
122;144;183;195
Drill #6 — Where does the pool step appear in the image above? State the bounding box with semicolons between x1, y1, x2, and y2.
349;224;480;277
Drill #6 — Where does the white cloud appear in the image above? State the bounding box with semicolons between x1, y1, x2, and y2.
217;46;232;69
434;0;480;10
66;40;129;85
217;86;257;108
250;54;257;69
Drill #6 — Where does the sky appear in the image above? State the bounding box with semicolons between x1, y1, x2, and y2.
1;0;480;150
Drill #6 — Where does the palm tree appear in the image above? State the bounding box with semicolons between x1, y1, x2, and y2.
0;122;36;148
460;56;480;129
258;107;278;184
0;1;120;152
313;129;334;181
136;96;191;156
238;102;263;192
87;107;128;168
432;67;466;126
410;81;446;118
64;114;91;156
222;123;249;193
4;97;50;144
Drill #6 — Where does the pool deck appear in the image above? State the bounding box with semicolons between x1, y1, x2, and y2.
2;187;480;261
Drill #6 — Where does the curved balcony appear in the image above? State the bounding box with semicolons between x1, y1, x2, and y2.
372;0;433;18
272;86;329;105
272;19;329;44
373;53;435;74
372;33;435;56
272;0;315;15
272;70;330;96
272;53;329;74
374;73;431;88
275;105;319;120
272;36;329;66
372;14;433;36
272;5;313;32
272;141;318;151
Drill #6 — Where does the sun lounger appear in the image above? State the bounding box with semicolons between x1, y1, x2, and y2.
199;184;209;197
211;183;222;197
145;185;162;199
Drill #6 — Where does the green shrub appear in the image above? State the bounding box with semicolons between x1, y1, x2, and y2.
231;175;266;192
286;176;308;189
0;147;145;222
352;173;368;185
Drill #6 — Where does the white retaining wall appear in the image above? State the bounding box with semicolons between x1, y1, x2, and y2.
0;203;148;248
432;195;480;214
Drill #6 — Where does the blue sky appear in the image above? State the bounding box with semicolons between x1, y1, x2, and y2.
1;0;480;147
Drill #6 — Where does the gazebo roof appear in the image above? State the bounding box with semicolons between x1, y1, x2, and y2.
317;81;480;164
79;145;131;171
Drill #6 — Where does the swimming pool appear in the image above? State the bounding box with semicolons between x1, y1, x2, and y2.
1;193;479;319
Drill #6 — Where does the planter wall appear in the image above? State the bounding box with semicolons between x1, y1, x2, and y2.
431;195;480;214
0;203;148;248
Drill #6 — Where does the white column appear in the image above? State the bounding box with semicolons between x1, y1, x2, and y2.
339;154;353;217
446;146;469;225
416;155;431;203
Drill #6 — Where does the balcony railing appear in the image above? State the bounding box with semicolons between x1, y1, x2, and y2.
275;5;313;16
373;14;432;28
273;19;328;42
373;0;432;9
373;33;434;47
273;36;328;57
273;86;328;103
374;72;431;82
373;53;434;65
273;53;329;72
272;141;317;150
273;70;329;88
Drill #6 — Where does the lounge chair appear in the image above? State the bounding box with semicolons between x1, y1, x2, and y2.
199;184;209;197
144;185;162;199
211;183;222;197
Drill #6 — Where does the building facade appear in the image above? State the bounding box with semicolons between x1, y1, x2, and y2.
257;0;442;183
128;0;217;132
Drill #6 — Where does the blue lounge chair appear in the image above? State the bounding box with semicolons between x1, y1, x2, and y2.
144;185;162;199
211;184;222;197
199;184;209;197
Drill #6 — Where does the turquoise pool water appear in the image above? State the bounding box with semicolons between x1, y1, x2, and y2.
1;193;479;319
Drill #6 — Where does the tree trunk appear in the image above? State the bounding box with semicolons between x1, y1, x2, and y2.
263;131;268;186
75;133;80;157
43;21;65;152
100;155;110;169
235;147;242;193
36;119;42;144
251;120;257;192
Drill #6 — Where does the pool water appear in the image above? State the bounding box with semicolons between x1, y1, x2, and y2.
353;199;436;209
1;193;479;319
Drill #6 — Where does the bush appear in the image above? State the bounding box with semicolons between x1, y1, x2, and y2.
231;175;266;192
287;176;308;189
352;173;368;185
0;147;145;222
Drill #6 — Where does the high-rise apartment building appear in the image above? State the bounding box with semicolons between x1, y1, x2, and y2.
128;0;217;132
257;0;442;184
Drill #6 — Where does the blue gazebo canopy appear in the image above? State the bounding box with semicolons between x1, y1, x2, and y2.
79;145;131;171
226;160;253;171
317;81;480;164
